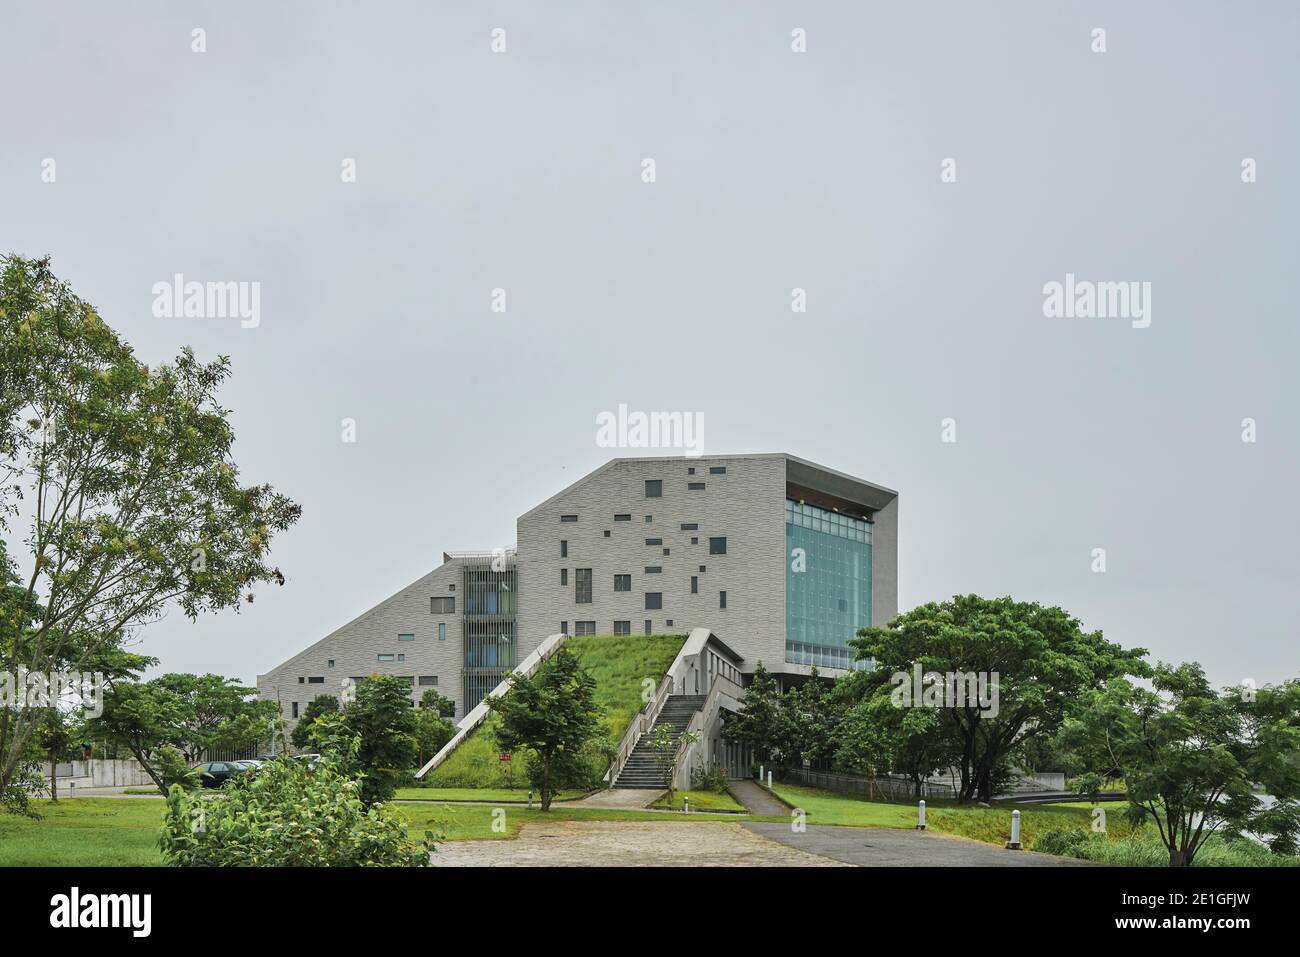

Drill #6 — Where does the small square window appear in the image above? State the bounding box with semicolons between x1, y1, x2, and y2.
327;659;335;668
603;530;610;537
699;565;706;573
709;537;727;555
691;537;698;545
645;480;662;498
614;574;631;592
397;653;405;662
645;592;662;610
614;620;631;636
644;515;652;523
663;548;669;556
297;677;305;684
666;619;673;627
687;467;696;475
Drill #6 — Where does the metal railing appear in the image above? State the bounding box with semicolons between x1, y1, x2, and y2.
605;673;673;786
780;766;957;802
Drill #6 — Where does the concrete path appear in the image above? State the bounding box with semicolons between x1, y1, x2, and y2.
568;787;663;809
728;779;788;816
745;823;1098;866
434;820;846;867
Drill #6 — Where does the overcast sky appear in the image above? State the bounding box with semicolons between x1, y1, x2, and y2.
3;1;1296;689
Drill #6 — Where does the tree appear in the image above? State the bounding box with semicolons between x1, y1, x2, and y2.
159;748;435;867
418;688;455;719
291;693;340;750
413;701;455;769
1063;664;1300;866
91;681;188;792
151;673;274;761
782;671;842;768
721;662;786;769
337;676;418;807
36;706;78;802
851;595;1147;803
487;648;603;810
648;721;699;803
0;255;301;798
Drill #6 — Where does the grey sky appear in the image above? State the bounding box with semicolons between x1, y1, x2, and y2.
3;1;1296;689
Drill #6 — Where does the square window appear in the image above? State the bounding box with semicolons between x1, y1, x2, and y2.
691;537;698;545
663;548;669;556
699;565;706;572
645;480;662;498
398;653;405;662
327;659;335;668
688;467;696;475
645;592;662;610
709;537;727;555
644;515;652;523
575;621;596;636
614;574;631;592
614;620;631;636
666;619;673;627
297;676;304;684
431;597;455;614
603;530;610;537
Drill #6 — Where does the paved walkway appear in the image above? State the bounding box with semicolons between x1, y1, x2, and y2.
728;779;787;816
568;788;663;810
745;823;1097;866
434;820;846;867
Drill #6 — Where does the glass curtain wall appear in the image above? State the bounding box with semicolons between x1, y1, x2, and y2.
784;499;872;670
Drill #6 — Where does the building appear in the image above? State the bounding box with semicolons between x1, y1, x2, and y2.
256;453;897;725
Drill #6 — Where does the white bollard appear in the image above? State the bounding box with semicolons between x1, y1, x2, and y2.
766;770;773;789
683;796;689;814
917;799;926;830
1005;809;1022;849
759;764;764;783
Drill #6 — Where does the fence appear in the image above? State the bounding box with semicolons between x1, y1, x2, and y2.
779;766;957;802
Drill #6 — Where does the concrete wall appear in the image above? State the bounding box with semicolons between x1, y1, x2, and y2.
45;759;155;788
516;455;788;672
256;559;465;725
870;495;899;626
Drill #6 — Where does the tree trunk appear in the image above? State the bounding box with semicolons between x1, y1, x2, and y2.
49;755;58;802
540;756;552;811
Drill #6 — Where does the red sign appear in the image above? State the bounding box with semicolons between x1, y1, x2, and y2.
499;753;511;762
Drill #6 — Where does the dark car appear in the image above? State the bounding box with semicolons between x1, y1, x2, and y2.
192;761;247;788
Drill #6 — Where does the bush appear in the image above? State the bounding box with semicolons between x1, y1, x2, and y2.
1032;827;1091;858
151;747;199;793
159;754;436;867
691;764;730;794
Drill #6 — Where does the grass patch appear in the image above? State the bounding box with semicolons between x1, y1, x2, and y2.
651;789;746;813
0;798;167;866
425;634;685;788
394;787;585;803
394;802;747;842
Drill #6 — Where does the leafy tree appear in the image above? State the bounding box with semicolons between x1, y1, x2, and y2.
337;675;418;806
721;662;786;769
851;595;1147;803
782;671;842;768
1063;664;1300;866
0;255;301;798
36;706;79;802
414;704;455;769
91;681;187;792
648;721;699;803
151;673;274;761
159;748;435;867
418;688;456;718
487;648;603;810
291;693;340;750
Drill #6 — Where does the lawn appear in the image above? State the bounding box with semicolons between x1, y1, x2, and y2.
650;789;746;813
425;633;686;788
0;796;752;865
394;787;585;803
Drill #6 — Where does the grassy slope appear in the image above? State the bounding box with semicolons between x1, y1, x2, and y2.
394;787;585;803
425;634;685;788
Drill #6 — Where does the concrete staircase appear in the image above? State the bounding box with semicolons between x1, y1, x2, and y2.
612;694;705;789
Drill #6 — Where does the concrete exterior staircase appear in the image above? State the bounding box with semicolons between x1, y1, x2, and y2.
612;694;706;789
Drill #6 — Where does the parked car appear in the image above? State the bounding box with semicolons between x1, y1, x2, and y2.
191;761;250;788
230;759;263;772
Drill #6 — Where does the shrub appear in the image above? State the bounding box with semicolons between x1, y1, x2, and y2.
691;764;730;794
159;754;436;867
151;747;199;793
1032;827;1091;858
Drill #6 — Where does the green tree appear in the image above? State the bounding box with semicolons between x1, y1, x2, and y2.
338;676;418;806
851;595;1147;803
151;673;274;761
648;721;699;803
160;748;435;867
782;671;842;768
1063;664;1300;866
291;693;340;750
721;662;786;769
0;255;301;798
487;648;603;810
414;703;455;769
91;681;188;792
418;688;455;719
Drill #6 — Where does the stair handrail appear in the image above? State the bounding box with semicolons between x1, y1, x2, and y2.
670;672;743;790
606;672;673;786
